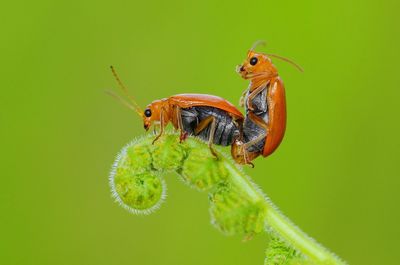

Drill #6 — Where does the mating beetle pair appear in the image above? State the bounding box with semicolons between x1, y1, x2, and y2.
109;41;302;166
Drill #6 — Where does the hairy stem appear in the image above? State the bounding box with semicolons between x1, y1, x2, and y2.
109;133;346;265
266;208;336;264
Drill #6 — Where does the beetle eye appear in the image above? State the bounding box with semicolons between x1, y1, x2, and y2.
144;109;152;117
250;57;258;66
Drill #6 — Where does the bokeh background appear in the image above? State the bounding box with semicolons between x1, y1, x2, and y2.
2;0;400;264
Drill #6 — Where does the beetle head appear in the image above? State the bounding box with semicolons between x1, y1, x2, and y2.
237;50;278;81
231;137;260;167
236;41;303;81
231;138;247;164
143;99;169;131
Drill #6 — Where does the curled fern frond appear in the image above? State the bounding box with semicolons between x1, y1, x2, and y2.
109;133;346;265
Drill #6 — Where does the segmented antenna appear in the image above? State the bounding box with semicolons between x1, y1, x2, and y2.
249;40;267;51
105;90;137;112
265;53;304;72
249;40;303;72
110;66;143;117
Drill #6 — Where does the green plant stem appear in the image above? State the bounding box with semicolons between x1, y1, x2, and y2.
110;133;346;265
266;207;340;264
224;156;344;265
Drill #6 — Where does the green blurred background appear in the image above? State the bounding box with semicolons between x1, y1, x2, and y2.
1;0;399;264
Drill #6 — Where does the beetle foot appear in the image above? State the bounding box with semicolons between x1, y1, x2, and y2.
152;135;161;145
179;132;188;143
239;97;245;107
210;147;219;160
247;162;255;168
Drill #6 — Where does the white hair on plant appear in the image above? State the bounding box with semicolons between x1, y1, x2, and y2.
109;136;167;215
108;133;346;265
111;174;167;216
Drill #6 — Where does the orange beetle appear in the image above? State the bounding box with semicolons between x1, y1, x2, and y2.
232;41;302;164
109;66;244;158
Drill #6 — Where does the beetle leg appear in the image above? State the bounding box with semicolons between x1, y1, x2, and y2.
207;118;219;158
242;112;269;149
239;88;249;107
194;116;219;158
248;111;269;132
243;149;257;168
237;119;244;141
246;81;269;111
243;133;266;149
174;106;188;142
152;108;166;145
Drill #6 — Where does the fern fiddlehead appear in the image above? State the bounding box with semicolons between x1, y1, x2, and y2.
109;133;346;265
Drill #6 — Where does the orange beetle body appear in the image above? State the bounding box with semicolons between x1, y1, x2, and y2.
143;93;246;158
262;77;286;157
143;94;244;133
232;42;301;165
108;67;246;159
143;93;243;131
110;66;246;159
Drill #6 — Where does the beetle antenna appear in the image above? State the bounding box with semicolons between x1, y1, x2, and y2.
265;53;304;72
110;65;143;117
248;40;303;72
104;90;138;113
249;40;267;51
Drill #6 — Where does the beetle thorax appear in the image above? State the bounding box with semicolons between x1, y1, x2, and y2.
152;99;171;122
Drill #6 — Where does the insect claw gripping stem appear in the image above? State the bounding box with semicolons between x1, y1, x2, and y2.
151;137;159;145
109;133;346;265
179;132;188;143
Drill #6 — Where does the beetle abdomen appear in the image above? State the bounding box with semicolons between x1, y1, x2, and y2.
181;107;240;146
243;87;268;152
